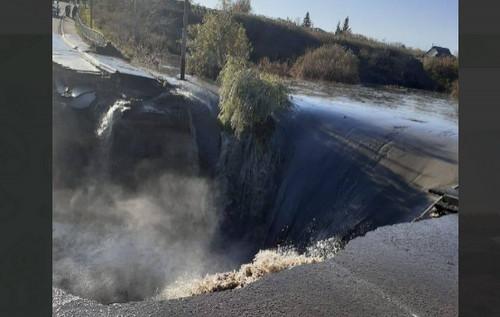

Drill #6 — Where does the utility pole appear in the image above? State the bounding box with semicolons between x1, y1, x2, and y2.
180;0;189;80
134;0;138;43
89;0;93;28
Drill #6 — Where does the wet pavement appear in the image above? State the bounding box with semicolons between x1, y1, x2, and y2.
52;12;155;79
52;34;100;74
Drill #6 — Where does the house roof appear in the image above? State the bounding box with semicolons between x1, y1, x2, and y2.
426;46;453;57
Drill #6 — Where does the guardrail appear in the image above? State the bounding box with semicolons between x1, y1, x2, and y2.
75;11;108;48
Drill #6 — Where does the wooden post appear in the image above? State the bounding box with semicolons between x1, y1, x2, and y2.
180;0;189;80
133;0;138;43
89;0;93;28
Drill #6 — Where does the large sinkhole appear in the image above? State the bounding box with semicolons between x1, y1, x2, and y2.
52;69;458;304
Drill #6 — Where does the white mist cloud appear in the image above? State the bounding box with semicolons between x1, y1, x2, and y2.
53;173;223;303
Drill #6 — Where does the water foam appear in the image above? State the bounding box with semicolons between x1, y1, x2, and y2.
96;99;131;137
160;237;343;300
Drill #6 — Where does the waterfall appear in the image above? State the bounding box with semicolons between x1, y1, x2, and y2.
96;99;131;138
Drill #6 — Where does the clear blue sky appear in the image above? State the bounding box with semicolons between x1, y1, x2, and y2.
193;0;458;53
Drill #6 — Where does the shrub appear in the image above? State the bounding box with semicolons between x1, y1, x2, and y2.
187;12;251;80
355;46;431;88
450;80;459;99
218;58;290;137
423;56;458;92
291;44;360;83
231;0;252;13
257;57;292;77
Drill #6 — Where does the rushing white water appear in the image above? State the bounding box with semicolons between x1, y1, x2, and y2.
160;237;344;300
52;236;343;306
52;174;221;304
96;99;131;138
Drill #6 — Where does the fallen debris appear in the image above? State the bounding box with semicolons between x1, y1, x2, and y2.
414;185;459;221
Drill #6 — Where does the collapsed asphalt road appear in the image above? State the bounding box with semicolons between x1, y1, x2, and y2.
53;215;457;317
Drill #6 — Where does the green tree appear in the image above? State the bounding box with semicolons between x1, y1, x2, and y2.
219;0;232;11
302;12;312;28
335;21;341;35
218;57;289;137
342;16;351;33
187;12;251;79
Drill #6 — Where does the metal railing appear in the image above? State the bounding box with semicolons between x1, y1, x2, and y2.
75;11;108;48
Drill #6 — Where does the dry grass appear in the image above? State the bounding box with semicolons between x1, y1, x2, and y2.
450;80;459;99
79;6;91;26
92;0;194;67
317;32;424;57
422;56;458;92
257;57;292;78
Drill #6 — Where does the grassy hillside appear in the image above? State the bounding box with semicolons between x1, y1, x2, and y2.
232;13;322;62
91;0;455;92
